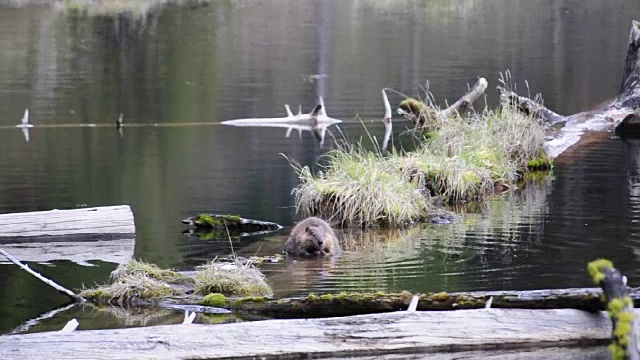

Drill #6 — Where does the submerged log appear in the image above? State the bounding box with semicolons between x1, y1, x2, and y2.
0;205;135;265
0;308;617;359
181;214;282;240
501;20;640;158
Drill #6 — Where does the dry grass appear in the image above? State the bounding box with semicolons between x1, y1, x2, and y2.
194;257;273;297
80;258;272;305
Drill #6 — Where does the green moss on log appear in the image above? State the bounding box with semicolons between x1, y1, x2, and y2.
526;155;553;171
194;214;243;228
201;293;228;307
588;258;613;285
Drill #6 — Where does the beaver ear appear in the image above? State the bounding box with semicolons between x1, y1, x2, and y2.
305;226;311;233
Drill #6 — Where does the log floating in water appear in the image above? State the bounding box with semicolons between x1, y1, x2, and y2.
182;214;282;240
215;288;637;319
0;205;135;265
0;308;617;359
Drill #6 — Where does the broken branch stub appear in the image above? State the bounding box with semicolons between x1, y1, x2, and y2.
438;77;488;120
618;20;640;109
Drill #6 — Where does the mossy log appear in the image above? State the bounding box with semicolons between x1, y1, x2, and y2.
589;259;640;360
152;287;640;320
398;77;487;127
0;308;619;359
181;214;282;239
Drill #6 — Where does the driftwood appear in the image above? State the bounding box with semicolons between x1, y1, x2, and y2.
0;205;135;265
501;20;640;158
397;78;488;127
221;97;342;146
0;308;617;359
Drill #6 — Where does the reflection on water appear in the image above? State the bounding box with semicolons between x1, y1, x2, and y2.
247;176;553;297
2;0;640;334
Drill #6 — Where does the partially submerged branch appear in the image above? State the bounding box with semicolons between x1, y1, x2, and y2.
0;248;85;303
498;86;565;124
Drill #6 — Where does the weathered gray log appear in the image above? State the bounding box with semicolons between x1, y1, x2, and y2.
500;20;640;158
0;205;135;240
438;77;488;120
0;205;135;265
498;86;565;124
0;308;617;359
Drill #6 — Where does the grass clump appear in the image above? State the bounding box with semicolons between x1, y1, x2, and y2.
80;260;184;304
291;144;432;227
290;104;549;227
80;258;272;305
194;258;273;297
109;259;184;282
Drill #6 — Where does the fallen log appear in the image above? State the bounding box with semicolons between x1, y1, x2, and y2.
145;287;640;320
500;20;640;158
0;308;615;359
181;214;283;240
0;205;135;265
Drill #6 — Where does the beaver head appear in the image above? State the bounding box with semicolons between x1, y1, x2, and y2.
303;225;327;256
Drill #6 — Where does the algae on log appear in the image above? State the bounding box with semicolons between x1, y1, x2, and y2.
182;214;282;239
155;288;640;319
501;20;640;158
589;259;640;360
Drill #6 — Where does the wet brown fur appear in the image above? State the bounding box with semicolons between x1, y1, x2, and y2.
285;217;338;256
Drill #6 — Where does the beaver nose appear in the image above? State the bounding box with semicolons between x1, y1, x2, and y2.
317;240;323;246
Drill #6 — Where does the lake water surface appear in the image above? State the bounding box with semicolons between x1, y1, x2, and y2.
1;0;640;335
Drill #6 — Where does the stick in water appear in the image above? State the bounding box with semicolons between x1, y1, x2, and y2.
0;248;85;303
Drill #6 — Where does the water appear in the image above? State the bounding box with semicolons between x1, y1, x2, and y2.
1;0;640;334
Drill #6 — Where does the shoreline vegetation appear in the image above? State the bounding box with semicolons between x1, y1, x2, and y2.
290;77;552;228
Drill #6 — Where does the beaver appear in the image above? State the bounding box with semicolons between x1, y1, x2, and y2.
285;217;338;256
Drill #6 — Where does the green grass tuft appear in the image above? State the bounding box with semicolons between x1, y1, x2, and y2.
290;105;550;227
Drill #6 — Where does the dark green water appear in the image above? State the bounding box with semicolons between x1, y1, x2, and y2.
1;0;640;335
